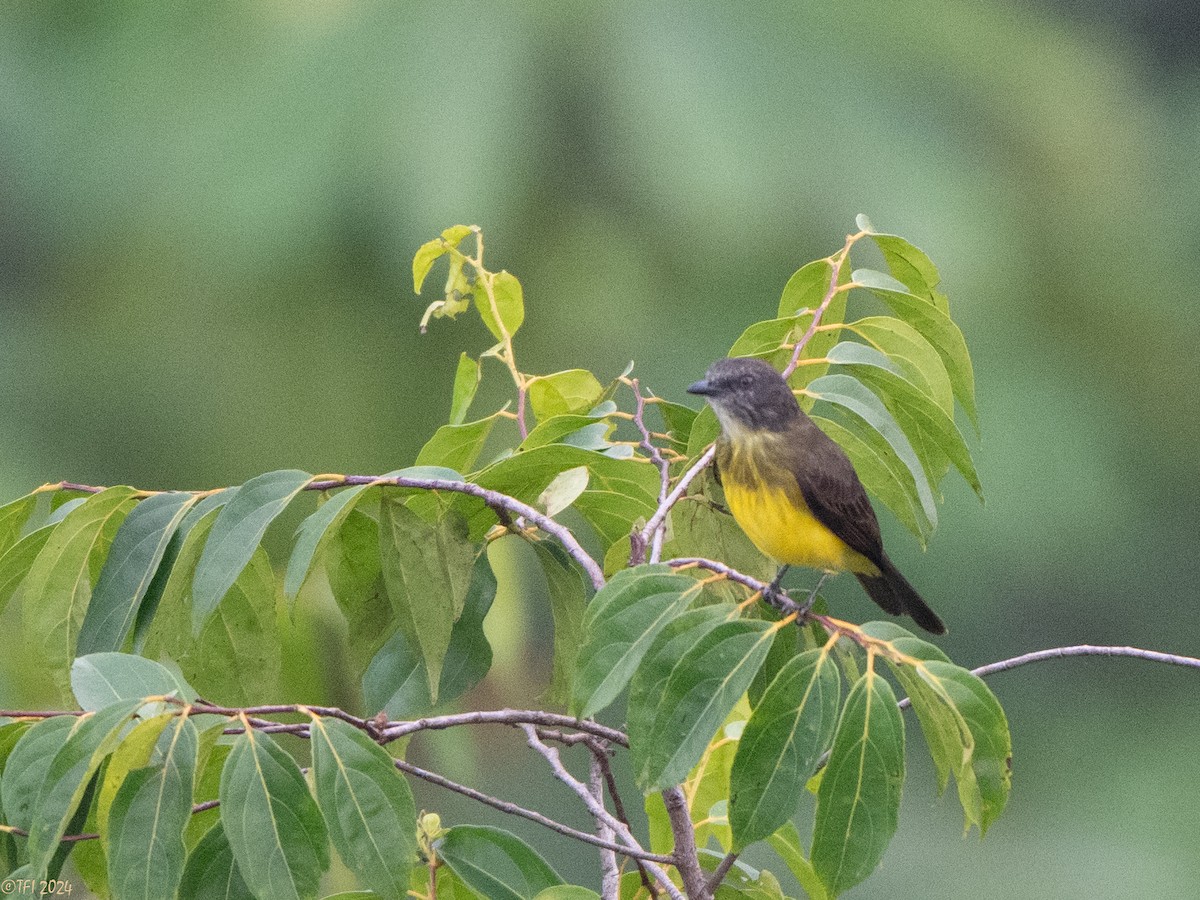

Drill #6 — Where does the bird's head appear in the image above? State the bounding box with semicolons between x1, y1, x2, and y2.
687;357;801;435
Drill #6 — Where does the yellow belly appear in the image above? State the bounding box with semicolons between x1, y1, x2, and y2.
723;479;877;575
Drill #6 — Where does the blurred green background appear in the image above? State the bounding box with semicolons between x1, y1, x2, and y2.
3;1;1199;897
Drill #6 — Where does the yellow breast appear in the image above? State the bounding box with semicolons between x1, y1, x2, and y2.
718;435;876;575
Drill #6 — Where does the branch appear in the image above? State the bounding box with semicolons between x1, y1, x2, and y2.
971;644;1200;675
521;725;685;900
589;751;621;900
782;229;863;378
588;738;659;898
892;644;1200;711
315;474;604;589
382;708;628;747
661;786;710;900
39;473;606;591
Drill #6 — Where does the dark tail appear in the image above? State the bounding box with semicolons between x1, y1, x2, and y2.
855;555;947;635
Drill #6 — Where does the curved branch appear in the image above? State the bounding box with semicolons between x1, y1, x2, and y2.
969;644;1200;675
40;473;607;591
313;474;605;590
382;708;628;747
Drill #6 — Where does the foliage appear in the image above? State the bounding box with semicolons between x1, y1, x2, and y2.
0;221;1005;899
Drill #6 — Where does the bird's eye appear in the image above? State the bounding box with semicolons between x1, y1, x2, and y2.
739;375;754;389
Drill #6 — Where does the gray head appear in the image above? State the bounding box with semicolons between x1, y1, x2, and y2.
686;357;801;434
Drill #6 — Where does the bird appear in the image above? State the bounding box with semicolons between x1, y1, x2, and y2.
687;356;946;634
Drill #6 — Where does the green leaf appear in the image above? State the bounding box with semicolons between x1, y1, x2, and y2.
765;822;829;900
107;716;198;900
865;231;948;311
0;493;36;559
520;413;611;451
810;669;904;896
862;622;1011;834
219;727;329;900
0;522;55;621
532;543;588;708
537;466;590;517
729;316;806;360
730;648;842;848
437;825;563;900
850;316;953;414
449;352;482;425
133;491;233;652
626;604;733;767
685;405;720;460
186;726;230;849
22;486;139;701
179;824;254;900
192;470;313;632
633;619;774;791
77;492;199;656
27;700;144;878
145;544;281;708
309;717;416;899
708;859;787;899
830;347;982;498
527;369;604;421
533;888;601;900
778;260;835;318
71;652;197;711
378;497;479;704
1;717;74;835
572;565;699;718
851;268;977;428
805;374;937;530
413;238;447;294
96;713;175;847
325;509;391;679
810;415;931;544
415;415;499;474
363;556;495;718
285;483;380;600
630;608;741;849
656;399;697;450
475;270;525;341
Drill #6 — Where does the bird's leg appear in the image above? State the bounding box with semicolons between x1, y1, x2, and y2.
799;572;832;614
765;565;790;599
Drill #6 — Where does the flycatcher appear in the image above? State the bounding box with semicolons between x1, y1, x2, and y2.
687;356;946;634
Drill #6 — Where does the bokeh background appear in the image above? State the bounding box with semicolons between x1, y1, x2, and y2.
3;1;1200;897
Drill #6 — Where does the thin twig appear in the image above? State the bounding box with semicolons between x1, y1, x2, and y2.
624;377;673;566
782;231;862;378
706;851;740;892
521;725;685;900
391;757;668;863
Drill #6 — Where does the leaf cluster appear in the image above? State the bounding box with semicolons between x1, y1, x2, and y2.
0;219;1006;898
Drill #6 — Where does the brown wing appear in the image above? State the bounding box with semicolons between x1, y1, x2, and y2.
786;415;885;565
